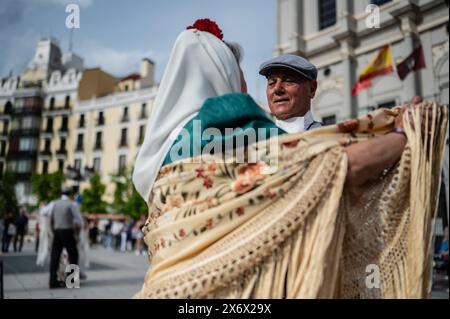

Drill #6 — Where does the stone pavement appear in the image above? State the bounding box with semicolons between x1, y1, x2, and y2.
0;241;448;299
1;241;150;299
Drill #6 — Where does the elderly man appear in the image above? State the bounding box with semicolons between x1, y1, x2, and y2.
259;55;322;132
259;54;422;187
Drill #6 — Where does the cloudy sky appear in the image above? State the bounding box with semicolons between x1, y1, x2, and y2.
0;0;276;103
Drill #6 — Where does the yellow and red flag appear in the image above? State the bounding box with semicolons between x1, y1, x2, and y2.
352;44;394;96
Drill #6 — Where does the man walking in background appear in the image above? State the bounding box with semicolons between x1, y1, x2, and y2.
48;186;80;288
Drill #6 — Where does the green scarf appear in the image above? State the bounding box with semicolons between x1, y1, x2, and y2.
163;93;285;165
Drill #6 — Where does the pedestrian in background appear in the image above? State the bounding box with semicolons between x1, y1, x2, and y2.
14;208;28;252
48;186;80;289
1;212;15;253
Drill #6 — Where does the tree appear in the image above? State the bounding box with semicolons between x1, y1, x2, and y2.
81;173;108;214
0;170;19;218
110;167;147;219
31;171;65;205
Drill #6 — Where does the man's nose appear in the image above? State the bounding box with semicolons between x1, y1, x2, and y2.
273;80;285;94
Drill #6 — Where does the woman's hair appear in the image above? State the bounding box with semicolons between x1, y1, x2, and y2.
224;41;243;64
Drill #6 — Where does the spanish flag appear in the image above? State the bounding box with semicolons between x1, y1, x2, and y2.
352;44;394;96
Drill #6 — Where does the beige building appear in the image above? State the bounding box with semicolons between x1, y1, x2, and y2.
73;82;157;202
0;37;158;206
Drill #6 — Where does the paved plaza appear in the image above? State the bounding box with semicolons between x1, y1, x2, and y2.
1;241;150;299
1;241;448;299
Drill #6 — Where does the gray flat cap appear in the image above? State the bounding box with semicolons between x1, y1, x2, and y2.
259;54;317;81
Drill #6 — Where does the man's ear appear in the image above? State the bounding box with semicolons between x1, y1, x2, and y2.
309;80;318;99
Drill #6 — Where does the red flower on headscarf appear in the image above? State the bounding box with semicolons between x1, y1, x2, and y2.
186;18;224;40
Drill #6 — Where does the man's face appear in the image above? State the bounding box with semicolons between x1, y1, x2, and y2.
266;68;317;120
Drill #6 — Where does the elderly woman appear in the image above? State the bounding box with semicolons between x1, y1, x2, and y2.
132;19;448;299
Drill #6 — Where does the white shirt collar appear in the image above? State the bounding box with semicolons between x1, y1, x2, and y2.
275;111;314;134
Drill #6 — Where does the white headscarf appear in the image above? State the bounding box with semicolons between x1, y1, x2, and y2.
133;29;241;201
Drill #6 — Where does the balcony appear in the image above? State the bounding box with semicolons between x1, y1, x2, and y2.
42;126;53;134
75;144;84;152
9;128;40;137
7;150;37;160
10;106;41;116
59;125;68;133
40;149;52;156
14;172;33;181
94;143;102;151
56;149;67;156
121;115;129;123
119;139;128;148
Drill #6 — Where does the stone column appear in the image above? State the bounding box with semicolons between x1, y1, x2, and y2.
399;13;421;103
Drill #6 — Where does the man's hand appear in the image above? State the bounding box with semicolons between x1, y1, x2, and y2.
394;95;433;136
344;96;425;187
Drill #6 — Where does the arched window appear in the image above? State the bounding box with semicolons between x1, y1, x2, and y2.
65;95;71;108
49;97;55;109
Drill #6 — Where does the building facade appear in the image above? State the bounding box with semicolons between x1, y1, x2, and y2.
73;81;157;203
274;0;449;224
0;37;158;206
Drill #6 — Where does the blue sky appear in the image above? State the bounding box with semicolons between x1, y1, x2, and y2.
0;0;276;103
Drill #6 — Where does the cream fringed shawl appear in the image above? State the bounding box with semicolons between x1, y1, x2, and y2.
134;102;448;299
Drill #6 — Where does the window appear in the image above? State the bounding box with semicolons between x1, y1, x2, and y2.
49;97;55;109
97;111;105;125
65;95;70;108
93;157;101;172
19;138;38;151
0;162;3;176
319;0;336;30
118;155;126;171
371;0;392;6
4;101;12;114
138;125;145;145
1;141;6;156
44;139;51;152
22;117;33;129
377;100;396;109
120;128;128;146
95;131;102;150
78;114;85;128
61;137;66;150
46;118;53;133
17;160;32;173
58;159;64;171
140;103;147;119
2;121;8;135
74;159;82;170
122;106;129;122
60;116;68;132
76;133;84;151
42;160;48;174
322;115;337;125
124;85;129;92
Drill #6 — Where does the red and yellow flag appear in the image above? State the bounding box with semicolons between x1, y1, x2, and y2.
352;44;394;96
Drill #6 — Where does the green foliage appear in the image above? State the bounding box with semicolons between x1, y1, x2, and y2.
31;171;65;205
80;173;108;214
110;167;147;219
0;170;19;218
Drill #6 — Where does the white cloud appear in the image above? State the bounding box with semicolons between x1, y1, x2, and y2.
79;41;166;78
